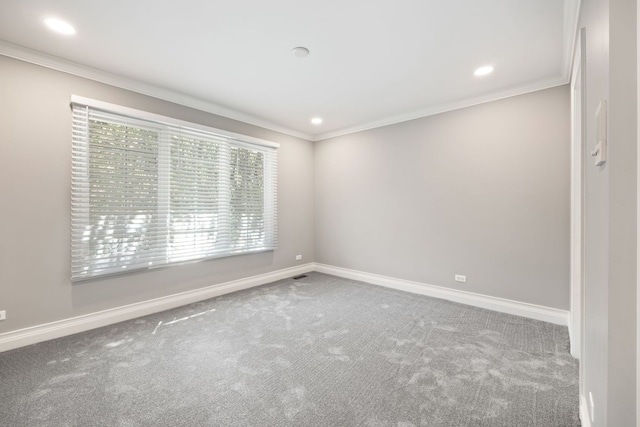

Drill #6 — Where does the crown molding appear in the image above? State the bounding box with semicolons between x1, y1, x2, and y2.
1;20;580;145
561;0;583;81
0;40;313;141
312;76;570;141
311;0;582;142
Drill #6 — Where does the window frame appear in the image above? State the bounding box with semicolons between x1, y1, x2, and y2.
70;95;278;282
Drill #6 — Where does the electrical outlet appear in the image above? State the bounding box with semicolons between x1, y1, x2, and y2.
295;254;302;261
0;310;6;321
455;275;467;283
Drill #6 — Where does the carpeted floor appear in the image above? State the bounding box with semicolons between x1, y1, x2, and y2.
0;272;580;426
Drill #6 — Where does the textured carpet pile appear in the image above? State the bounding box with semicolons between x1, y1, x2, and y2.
0;272;579;426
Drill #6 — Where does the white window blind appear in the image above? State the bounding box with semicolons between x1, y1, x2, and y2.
71;96;278;281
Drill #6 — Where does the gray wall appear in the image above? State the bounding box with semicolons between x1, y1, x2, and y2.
579;0;638;424
0;55;315;334
315;85;571;310
608;0;637;423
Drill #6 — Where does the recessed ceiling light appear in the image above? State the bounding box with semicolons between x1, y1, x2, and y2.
292;47;310;58
44;17;76;35
474;65;494;77
311;117;323;125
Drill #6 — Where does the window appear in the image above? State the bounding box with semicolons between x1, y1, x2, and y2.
71;96;278;281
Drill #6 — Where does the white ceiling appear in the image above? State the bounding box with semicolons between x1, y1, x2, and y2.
0;0;580;141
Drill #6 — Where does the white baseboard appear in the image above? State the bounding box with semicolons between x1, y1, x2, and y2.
313;263;569;326
568;315;577;357
0;263;314;353
580;394;592;427
0;262;570;353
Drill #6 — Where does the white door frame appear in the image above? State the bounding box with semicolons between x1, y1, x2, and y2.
570;27;586;372
637;0;640;420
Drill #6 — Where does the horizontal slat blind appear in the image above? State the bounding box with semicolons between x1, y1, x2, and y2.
228;142;278;253
166;127;227;262
71;98;278;281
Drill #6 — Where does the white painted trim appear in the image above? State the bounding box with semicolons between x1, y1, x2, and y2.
311;78;569;142
637;1;640;422
313;263;569;326
0;41;313;142
0;263;314;353
637;0;640;421
0;262;572;353
567;315;575;351
580;394;593;427
562;0;583;81
2;41;570;144
569;27;586;361
71;95;280;149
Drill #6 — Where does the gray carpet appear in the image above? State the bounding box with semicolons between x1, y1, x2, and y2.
0;272;579;426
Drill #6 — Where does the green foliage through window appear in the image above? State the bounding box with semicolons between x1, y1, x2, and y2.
71;100;277;281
